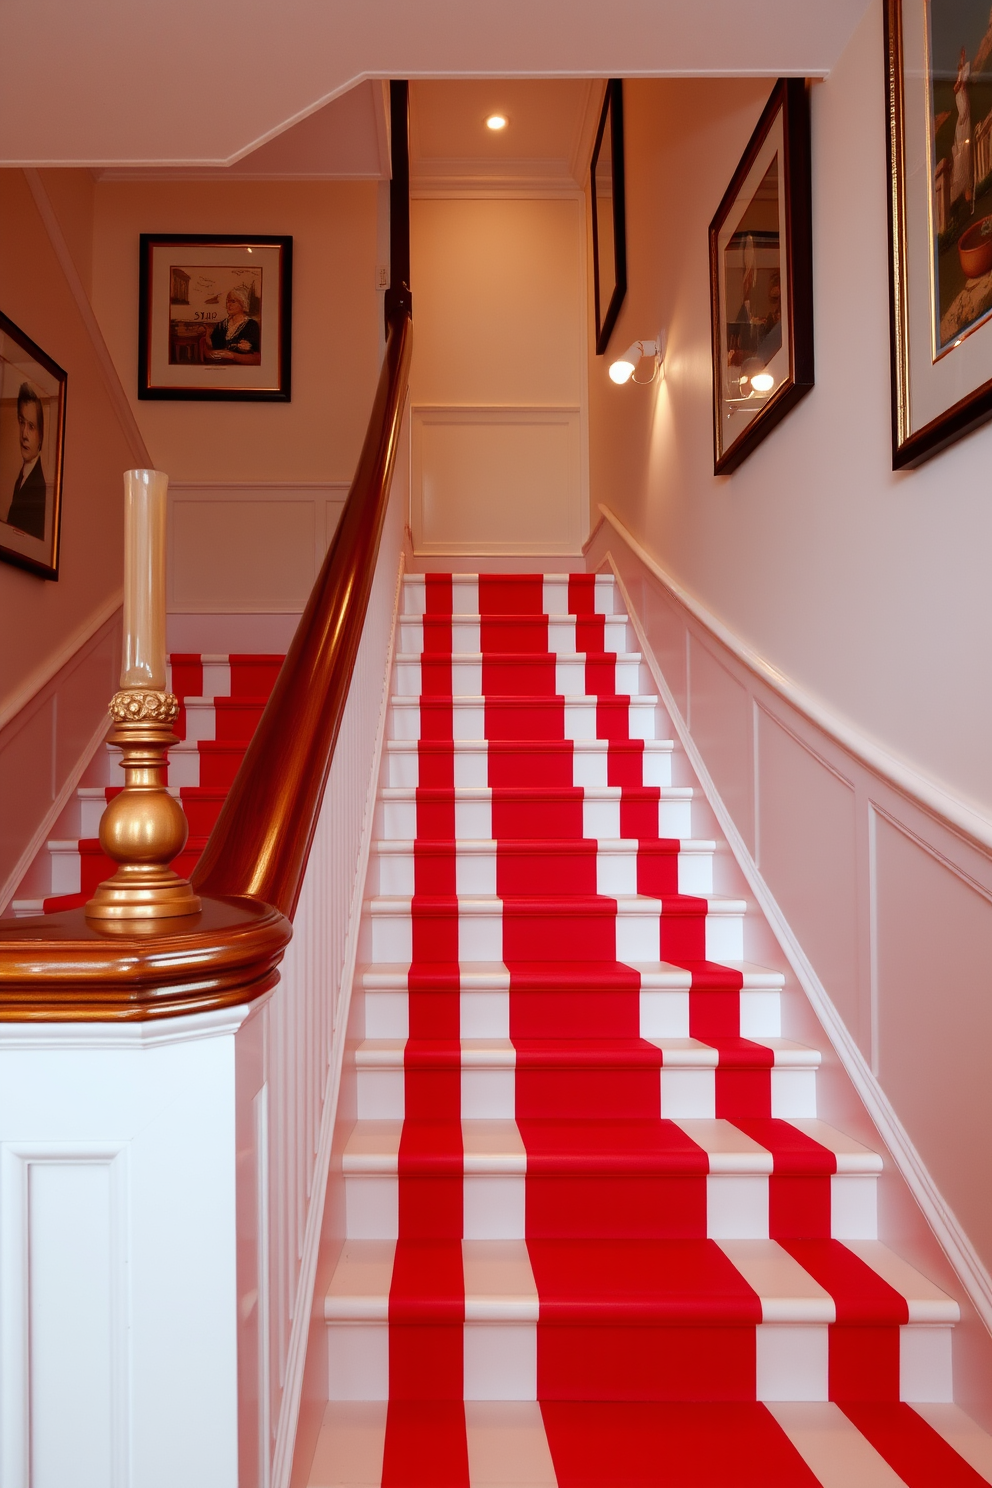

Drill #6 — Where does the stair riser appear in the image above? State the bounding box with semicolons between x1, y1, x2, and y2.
325;1321;952;1403
400;576;620;619
397;616;633;655
342;1172;877;1242
393;657;647;698
388;699;659;742
368;904;744;965
372;846;713;898
355;1067;816;1122
360;987;783;1042
385;743;673;789
378;797;693;841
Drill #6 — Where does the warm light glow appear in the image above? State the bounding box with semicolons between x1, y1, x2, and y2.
609;359;636;384
486;114;508;131
750;372;775;393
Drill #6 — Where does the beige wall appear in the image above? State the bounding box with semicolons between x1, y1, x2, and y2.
590;11;992;819
91;179;381;485
411;195;588;554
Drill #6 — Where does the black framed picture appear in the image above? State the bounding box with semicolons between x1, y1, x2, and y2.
138;234;292;401
886;0;992;467
0;310;66;580
708;78;814;475
591;80;628;356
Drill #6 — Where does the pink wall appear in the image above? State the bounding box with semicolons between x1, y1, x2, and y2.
590;4;992;820
91;180;381;484
587;3;992;1374
0;170;135;711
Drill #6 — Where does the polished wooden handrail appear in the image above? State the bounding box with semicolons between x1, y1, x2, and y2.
191;308;412;919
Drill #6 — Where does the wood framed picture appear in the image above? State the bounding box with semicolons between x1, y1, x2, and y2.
0;310;66;580
138;234;292;401
886;1;992;467
709;78;814;475
591;79;628;355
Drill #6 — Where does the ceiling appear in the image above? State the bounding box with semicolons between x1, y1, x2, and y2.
1;0;874;168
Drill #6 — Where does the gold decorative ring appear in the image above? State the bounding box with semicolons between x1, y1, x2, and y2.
109;690;180;724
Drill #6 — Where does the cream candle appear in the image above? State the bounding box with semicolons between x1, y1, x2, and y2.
121;469;168;690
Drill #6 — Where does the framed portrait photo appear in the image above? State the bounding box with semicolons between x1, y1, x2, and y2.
886;1;992;466
138;234;292;401
709;78;814;475
0;311;66;580
591;79;628;355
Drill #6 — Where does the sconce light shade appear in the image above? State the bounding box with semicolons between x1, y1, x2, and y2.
608;334;666;385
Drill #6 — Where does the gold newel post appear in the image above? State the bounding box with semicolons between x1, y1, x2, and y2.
86;470;201;921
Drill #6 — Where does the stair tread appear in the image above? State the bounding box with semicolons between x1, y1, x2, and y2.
342;1117;880;1174
359;960;785;988
354;1036;818;1068
323;1238;957;1323
307;1400;992;1488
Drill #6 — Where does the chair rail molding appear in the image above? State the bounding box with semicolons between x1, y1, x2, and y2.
597;503;992;855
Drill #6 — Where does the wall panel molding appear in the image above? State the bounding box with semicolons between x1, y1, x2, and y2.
167;482;349;614
0;606;120;914
411;405;585;555
0;1143;130;1488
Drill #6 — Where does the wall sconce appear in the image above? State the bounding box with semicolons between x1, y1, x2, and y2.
609;333;666;385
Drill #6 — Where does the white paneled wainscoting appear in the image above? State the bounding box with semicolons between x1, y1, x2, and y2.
0;467;408;1488
166;482;350;655
587;504;992;1422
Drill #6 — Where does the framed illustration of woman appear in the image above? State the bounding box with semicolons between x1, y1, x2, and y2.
138;235;292;402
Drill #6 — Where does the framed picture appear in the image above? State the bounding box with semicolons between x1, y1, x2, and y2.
886;1;992;467
708;78;814;475
0;311;66;580
591;80;628;355
138;234;292;401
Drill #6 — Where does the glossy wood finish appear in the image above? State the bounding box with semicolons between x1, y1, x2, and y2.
191;309;411;919
0;896;290;1020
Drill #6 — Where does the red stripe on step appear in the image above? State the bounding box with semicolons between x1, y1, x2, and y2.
735;1119;836;1239
487;740;573;787
779;1239;908;1401
567;573;597;615
840;1403;991;1486
425;572;454;615
607;739;647;787
168;653;202;741
541;1401;823;1486
479;573;545;615
381;1400;469;1488
520;1118;707;1239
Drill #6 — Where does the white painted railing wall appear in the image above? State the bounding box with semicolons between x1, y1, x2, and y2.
241;438;409;1488
588;505;992;1421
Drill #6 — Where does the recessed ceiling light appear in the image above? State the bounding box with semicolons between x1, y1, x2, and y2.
486;114;508;131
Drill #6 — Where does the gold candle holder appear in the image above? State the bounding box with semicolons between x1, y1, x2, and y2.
86;470;200;921
85;689;201;920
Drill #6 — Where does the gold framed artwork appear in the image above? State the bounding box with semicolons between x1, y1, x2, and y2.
708;78;814;475
887;1;992;466
0;310;66;580
138;234;292;401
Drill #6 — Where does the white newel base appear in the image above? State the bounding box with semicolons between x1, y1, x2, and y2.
0;1003;265;1488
